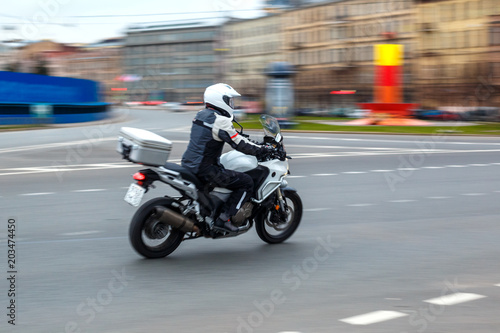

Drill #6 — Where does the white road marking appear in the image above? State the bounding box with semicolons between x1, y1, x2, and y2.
422;166;445;169
287;144;408;151
339;310;408;325
0;238;28;243
427;196;452;199
469;164;489;167
424;292;486;306
61;231;102;236
461;193;486;196
20;192;54;196
290;149;500;160
304;208;332;212
72;189;106;193
371;169;393;172
446;165;467;168
495;284;500;287
389;199;416;203
348;203;375;207
312;173;337;176
0;137;115;154
162;127;191;133
342;171;367;174
398;168;418;171
286;135;500;146
19;236;126;244
0;160;181;177
288;175;306;179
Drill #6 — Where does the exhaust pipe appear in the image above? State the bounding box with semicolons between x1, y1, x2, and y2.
153;207;200;234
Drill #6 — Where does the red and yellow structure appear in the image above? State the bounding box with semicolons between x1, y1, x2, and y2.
352;44;423;126
375;44;403;105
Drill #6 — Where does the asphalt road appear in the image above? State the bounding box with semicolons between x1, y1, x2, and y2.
1;108;500;333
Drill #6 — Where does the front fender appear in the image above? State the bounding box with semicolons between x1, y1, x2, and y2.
281;186;298;193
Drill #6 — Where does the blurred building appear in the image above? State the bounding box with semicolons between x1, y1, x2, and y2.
123;18;226;102
14;40;78;75
488;14;500;107
223;15;286;100
0;43;14;71
48;38;124;103
282;0;415;110
415;0;499;109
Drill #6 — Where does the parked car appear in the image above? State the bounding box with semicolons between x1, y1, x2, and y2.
413;109;462;121
465;107;500;122
346;109;370;118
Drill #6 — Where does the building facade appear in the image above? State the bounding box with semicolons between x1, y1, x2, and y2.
415;0;499;109
0;44;14;71
223;15;286;101
15;40;78;75
281;0;415;110
48;38;124;103
123;18;225;102
487;14;500;107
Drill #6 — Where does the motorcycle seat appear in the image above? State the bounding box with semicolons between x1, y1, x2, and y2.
163;162;203;189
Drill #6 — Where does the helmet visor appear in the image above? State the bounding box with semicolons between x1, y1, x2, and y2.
223;95;235;109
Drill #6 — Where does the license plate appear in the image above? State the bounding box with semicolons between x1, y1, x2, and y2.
124;183;146;207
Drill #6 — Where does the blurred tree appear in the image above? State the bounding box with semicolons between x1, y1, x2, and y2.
34;58;50;76
5;62;20;72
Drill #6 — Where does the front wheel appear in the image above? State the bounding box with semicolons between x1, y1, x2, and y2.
129;197;184;258
255;189;302;244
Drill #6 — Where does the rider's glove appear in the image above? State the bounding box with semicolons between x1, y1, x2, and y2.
257;145;274;160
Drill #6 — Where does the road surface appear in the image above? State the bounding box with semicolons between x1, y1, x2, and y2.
1;108;499;333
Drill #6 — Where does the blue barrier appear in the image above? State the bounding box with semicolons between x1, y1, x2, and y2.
0;71;109;125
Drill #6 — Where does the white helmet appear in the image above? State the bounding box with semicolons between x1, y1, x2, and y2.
204;83;241;117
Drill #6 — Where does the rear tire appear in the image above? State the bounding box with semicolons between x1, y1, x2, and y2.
255;190;302;244
129;197;184;258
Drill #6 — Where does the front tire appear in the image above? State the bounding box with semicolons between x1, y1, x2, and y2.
255;190;302;244
129;197;184;258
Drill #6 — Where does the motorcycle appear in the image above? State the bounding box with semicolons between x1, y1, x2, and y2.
117;115;302;258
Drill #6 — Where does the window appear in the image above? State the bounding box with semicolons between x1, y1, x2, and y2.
491;27;500;46
470;0;478;18
492;62;500;78
464;2;470;19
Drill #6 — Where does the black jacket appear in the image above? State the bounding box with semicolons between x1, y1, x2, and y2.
181;107;262;174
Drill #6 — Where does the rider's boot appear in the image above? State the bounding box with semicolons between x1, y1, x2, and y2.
214;217;239;232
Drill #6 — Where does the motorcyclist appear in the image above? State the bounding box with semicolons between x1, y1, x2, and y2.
181;83;272;232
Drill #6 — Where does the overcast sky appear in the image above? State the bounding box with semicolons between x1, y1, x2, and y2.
0;0;265;44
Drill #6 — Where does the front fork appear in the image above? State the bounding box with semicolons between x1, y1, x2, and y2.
275;188;288;220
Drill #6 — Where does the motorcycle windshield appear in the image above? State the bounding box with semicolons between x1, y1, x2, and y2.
259;115;281;140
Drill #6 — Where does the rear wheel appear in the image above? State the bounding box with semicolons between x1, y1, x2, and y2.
129;197;184;258
255;190;302;244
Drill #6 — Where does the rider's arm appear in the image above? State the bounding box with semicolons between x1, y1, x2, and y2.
213;114;264;156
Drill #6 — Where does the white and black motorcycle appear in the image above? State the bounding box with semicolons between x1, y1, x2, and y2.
117;115;302;258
